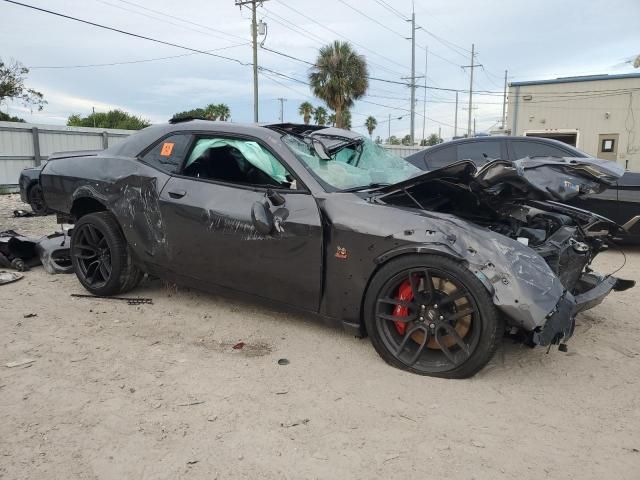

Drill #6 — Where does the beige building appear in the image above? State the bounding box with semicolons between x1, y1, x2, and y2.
505;73;640;171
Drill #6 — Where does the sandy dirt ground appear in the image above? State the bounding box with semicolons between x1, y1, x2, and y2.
1;193;639;480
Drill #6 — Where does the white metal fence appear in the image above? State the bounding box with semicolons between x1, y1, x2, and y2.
0;121;425;192
0;121;134;191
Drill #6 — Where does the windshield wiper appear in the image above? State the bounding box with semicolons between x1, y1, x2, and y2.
340;182;391;192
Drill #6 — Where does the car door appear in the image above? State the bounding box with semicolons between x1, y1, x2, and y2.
158;133;323;312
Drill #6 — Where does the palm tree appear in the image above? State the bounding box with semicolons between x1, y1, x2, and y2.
328;113;336;127
313;106;328;126
365;116;377;138
342;109;352;130
204;103;231;121
309;41;369;129
216;103;231;121
298;102;314;124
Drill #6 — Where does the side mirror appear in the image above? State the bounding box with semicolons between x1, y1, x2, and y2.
251;201;274;235
267;189;286;206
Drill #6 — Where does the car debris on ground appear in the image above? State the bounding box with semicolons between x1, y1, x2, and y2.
0;271;23;285
0;229;72;274
69;293;154;305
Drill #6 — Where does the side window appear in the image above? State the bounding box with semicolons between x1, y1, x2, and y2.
457;141;502;166
181;136;296;189
425;145;458;169
141;134;192;174
512;141;569;159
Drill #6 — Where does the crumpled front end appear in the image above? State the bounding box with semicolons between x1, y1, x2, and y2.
373;165;635;347
532;272;634;346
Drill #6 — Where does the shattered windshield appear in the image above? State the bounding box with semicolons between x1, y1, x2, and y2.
282;134;421;191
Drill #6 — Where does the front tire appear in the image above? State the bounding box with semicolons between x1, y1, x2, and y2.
364;255;503;379
70;211;143;296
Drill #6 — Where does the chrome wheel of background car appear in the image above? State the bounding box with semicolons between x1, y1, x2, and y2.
73;223;112;288
375;268;481;373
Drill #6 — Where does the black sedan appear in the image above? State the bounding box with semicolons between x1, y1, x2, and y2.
38;121;633;378
406;136;640;242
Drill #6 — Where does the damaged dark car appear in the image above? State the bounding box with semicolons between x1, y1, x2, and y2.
39;120;634;378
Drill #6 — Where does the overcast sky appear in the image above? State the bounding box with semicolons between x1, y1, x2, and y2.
1;0;639;139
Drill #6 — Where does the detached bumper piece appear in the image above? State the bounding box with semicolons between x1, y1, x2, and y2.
533;272;635;347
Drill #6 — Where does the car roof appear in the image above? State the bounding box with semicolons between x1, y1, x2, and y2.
106;120;358;157
406;135;583;161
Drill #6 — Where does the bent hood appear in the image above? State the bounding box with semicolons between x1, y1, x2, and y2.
376;156;624;202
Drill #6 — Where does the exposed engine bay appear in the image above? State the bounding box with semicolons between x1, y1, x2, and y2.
375;159;627;295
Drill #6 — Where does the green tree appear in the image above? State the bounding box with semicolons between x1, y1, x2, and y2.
328;113;337;127
0;111;25;122
0;58;46;112
67;109;150;130
298;101;314;124
421;133;443;146
342;109;352;130
171;108;207;122
365;116;377;138
387;135;401;145
313;106;328;126
374;135;382;144
204;103;231;121
401;134;412;146
309;41;368;129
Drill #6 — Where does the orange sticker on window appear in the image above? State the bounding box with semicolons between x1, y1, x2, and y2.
160;142;175;156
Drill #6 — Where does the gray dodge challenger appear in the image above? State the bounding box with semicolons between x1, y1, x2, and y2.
38;120;634;378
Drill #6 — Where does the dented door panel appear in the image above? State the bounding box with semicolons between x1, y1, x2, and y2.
159;176;323;311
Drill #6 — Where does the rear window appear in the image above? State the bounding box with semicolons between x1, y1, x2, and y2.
141;134;192;174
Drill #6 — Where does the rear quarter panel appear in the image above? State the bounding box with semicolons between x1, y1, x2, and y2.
40;154;172;263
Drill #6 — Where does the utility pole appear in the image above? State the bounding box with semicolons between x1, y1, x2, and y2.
454;91;458;138
91;106;96;128
421;47;428;145
388;113;391;143
501;69;508;131
277;97;286;122
473;117;476;136
406;8;416;145
467;43;475;137
438;126;441;140
235;0;268;123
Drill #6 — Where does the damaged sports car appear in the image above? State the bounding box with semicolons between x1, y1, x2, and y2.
39;120;634;378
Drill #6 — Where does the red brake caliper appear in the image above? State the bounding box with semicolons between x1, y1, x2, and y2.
393;279;413;335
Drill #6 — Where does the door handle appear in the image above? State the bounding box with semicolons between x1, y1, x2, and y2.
168;190;186;199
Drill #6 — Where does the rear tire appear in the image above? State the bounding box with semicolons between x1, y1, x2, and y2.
70;211;142;296
364;254;502;379
27;184;49;215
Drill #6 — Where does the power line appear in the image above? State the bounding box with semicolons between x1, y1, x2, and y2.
93;0;241;43
371;0;409;20
111;0;247;42
260;8;405;78
268;0;410;72
28;43;250;69
336;0;407;40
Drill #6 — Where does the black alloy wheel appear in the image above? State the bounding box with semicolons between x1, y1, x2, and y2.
70;211;143;296
73;223;113;289
365;255;502;378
